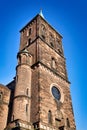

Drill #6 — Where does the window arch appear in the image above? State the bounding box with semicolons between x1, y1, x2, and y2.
48;110;52;124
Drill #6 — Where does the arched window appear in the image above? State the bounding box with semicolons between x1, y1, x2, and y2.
66;118;70;127
51;58;56;69
48;110;52;124
27;28;32;36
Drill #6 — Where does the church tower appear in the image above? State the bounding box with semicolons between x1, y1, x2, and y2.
6;12;76;130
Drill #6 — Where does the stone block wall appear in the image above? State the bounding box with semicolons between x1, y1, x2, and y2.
0;84;10;130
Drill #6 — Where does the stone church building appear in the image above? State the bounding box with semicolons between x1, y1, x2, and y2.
0;12;76;130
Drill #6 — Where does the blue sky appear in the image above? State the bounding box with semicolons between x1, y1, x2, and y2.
0;0;87;130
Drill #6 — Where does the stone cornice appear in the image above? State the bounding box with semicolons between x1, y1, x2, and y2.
31;61;70;84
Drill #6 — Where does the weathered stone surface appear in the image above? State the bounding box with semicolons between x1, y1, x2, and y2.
0;14;76;130
0;84;10;130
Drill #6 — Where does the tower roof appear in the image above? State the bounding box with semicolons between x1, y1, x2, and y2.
20;12;62;38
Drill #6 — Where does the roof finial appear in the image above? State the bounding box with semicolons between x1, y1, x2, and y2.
39;9;44;18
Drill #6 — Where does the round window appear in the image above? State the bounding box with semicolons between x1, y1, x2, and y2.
51;86;61;100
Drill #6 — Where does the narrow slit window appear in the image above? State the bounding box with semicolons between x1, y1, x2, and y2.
26;88;29;96
66;118;70;127
29;28;32;35
52;58;56;69
48;110;52;124
26;104;28;113
28;38;31;45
